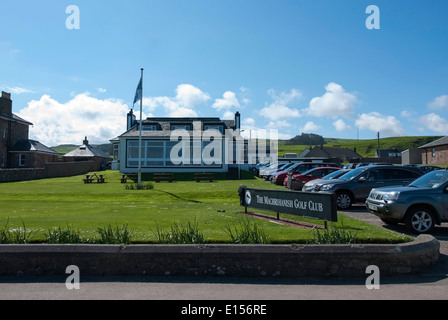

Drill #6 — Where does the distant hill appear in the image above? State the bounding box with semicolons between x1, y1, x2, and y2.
278;136;444;158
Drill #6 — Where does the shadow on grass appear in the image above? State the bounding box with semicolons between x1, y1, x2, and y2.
154;189;203;204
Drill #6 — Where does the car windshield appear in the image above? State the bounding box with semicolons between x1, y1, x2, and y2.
337;168;366;181
322;170;345;180
408;170;448;189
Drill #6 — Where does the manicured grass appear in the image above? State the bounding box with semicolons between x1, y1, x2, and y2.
0;171;411;244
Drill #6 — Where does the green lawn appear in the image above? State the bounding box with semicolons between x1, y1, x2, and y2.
0;171;411;244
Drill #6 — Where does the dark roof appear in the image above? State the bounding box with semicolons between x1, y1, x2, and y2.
376;149;406;158
419;136;448;149
305;146;362;159
0;113;33;126
120;117;237;138
10;139;59;154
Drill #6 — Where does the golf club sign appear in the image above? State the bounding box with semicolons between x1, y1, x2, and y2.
239;187;338;222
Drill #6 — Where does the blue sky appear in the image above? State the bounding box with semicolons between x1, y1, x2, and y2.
1;0;448;146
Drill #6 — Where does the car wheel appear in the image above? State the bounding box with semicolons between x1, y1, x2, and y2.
336;191;352;210
404;206;435;234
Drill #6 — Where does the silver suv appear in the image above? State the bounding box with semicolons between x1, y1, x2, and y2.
312;165;423;210
366;169;448;234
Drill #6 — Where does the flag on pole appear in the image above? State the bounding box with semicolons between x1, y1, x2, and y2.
133;77;142;105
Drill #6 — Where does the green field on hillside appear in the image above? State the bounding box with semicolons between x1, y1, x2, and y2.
278;136;442;158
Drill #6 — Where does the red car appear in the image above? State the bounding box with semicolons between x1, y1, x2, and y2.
286;167;341;190
272;162;340;186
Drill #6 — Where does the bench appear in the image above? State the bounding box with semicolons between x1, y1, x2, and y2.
194;172;215;182
121;175;138;183
84;174;106;184
154;173;173;183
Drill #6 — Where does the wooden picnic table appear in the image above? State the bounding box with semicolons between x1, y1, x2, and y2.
84;174;105;184
121;174;138;183
194;172;215;182
154;173;174;183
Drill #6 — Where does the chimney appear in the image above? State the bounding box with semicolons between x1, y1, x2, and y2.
127;110;137;130
0;91;12;116
235;111;241;130
83;137;89;145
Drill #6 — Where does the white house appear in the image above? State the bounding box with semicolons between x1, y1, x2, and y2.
110;111;249;175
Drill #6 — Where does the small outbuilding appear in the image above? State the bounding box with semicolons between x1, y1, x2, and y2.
419;136;448;165
63;137;111;171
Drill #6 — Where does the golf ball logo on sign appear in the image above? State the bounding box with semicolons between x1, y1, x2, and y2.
245;190;252;206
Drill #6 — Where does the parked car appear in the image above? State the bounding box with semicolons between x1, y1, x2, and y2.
258;162;280;178
251;162;270;175
286;167;341;190
302;169;351;192
312;165;424;210
259;162;293;180
271;162;340;186
419;165;443;173
365;169;448;234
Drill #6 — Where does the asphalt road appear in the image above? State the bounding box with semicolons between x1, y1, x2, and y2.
0;205;447;302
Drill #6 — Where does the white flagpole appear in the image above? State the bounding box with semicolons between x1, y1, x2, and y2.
138;68;144;186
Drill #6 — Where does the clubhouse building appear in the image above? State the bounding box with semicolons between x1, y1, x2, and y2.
110;110;265;176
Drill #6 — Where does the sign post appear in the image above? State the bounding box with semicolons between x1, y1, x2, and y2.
239;187;338;223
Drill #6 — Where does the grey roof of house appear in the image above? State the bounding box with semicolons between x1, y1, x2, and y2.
419;136;448;149
0;113;33;126
63;144;110;159
119;117;237;138
376;149;406;157
10;139;59;154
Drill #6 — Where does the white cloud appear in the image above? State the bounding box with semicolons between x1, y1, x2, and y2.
428;95;448;109
97;88;107;93
305;82;356;118
260;89;302;121
300;121;321;133
400;110;415;119
1;86;34;94
175;84;210;107
419;113;448;134
333;119;351;132
355;112;406;136
17;94;129;146
212;91;240;111
143;84;210;117
241;117;292;140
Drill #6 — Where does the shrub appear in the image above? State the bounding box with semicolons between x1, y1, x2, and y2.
125;183;154;190
46;225;83;244
0;218;38;244
224;218;271;244
95;223;134;244
308;223;357;244
151;220;205;244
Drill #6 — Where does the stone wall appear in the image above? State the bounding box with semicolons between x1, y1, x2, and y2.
0;235;439;278
0;161;94;183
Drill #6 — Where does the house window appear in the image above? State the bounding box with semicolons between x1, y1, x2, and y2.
19;154;26;167
126;139;222;168
204;125;224;133
143;125;158;131
171;124;191;131
432;148;436;157
113;144;119;160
